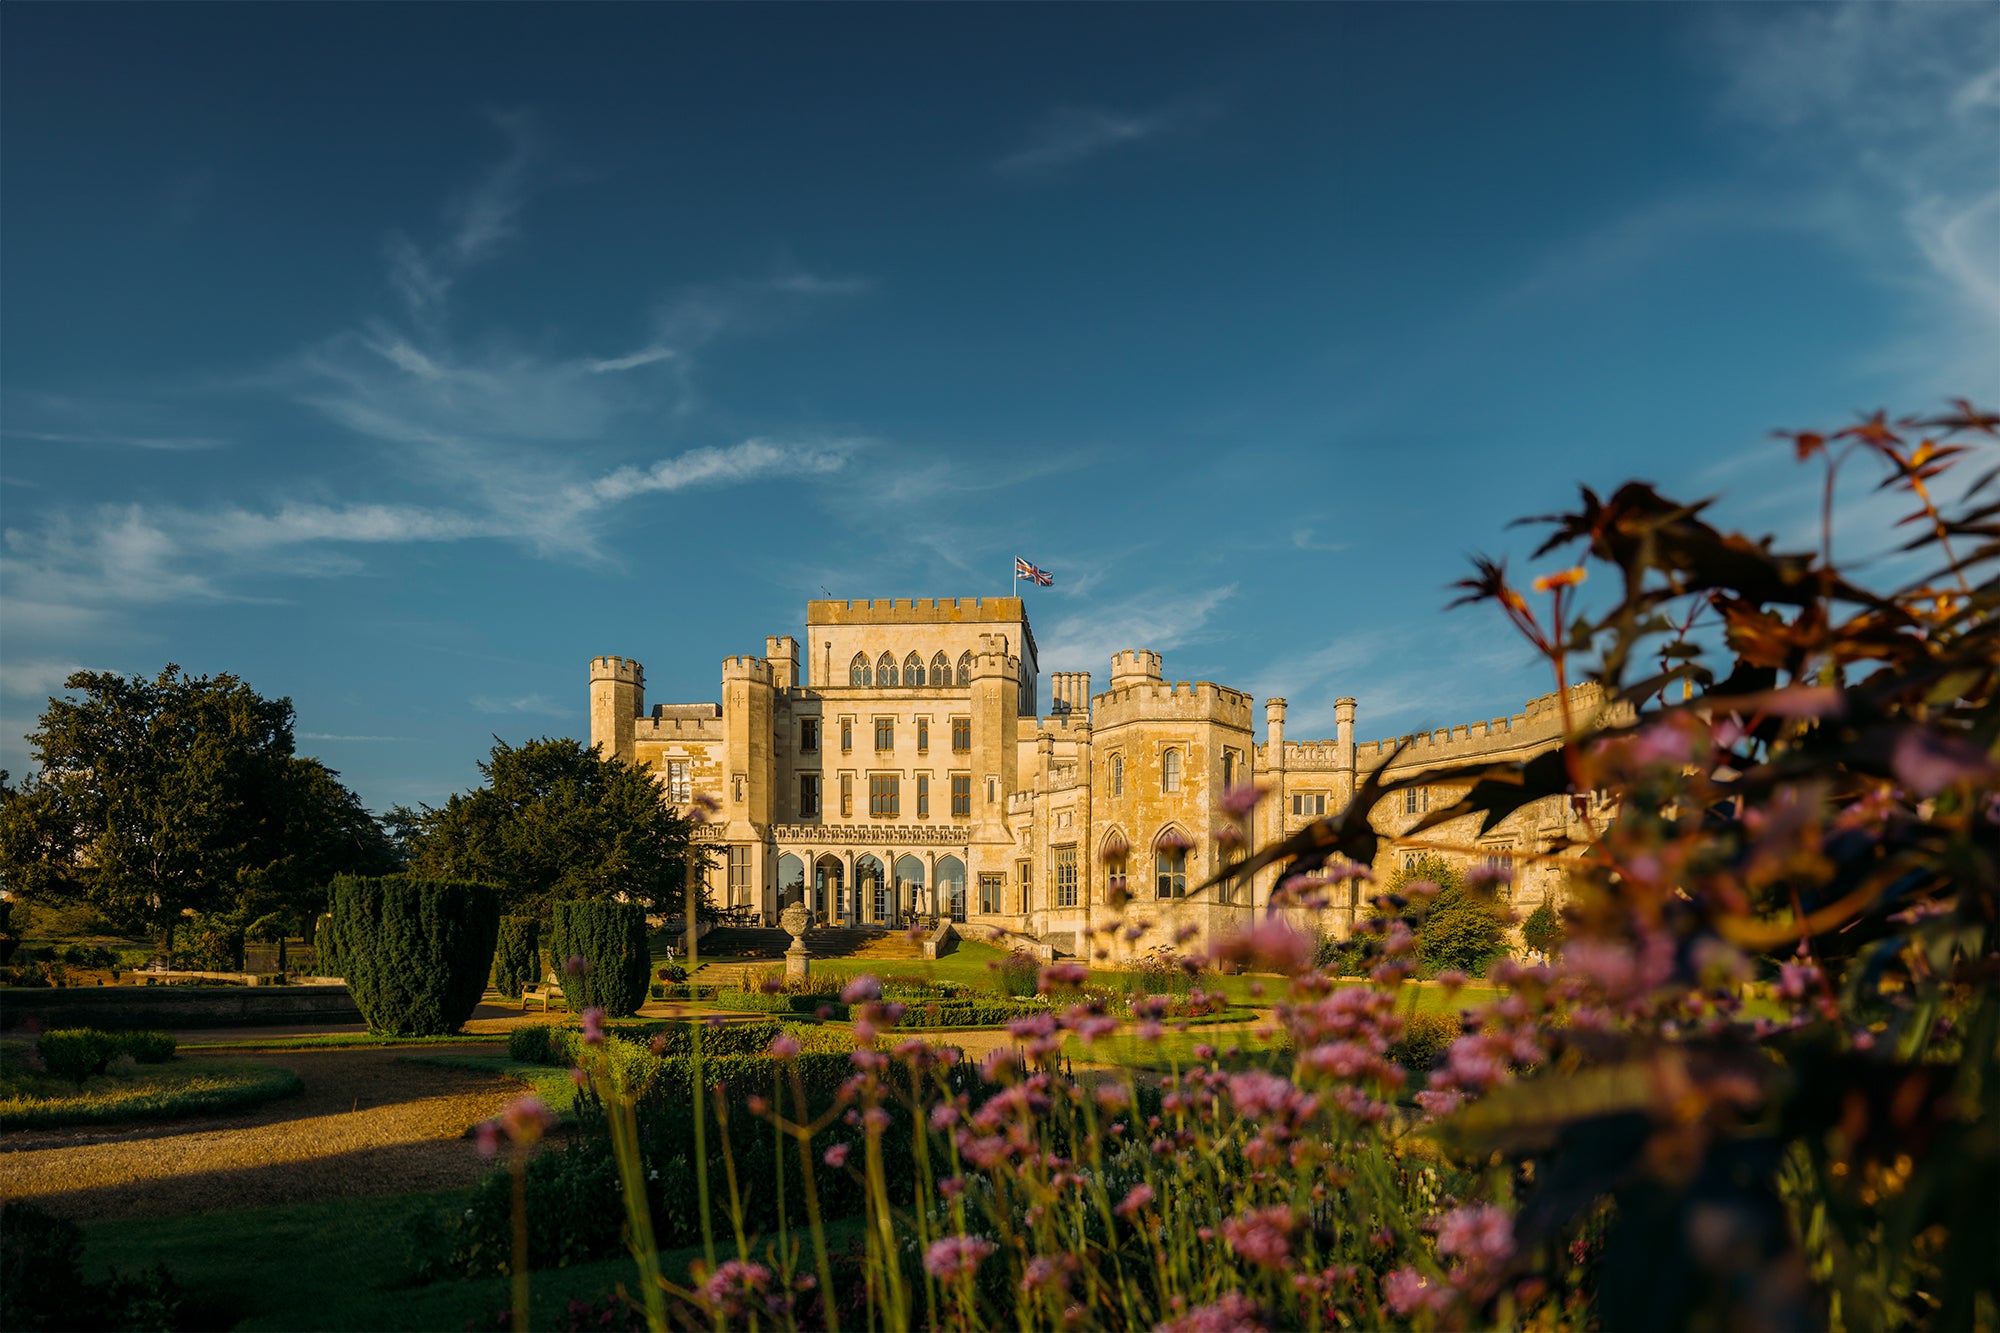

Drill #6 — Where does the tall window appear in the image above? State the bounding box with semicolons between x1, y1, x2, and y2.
1292;793;1326;817
849;654;870;686
1017;860;1032;912
874;718;894;750
877;652;898;687
979;874;1003;913
799;719;819;753
869;774;900;817
1109;753;1123;796
1161;748;1182;793
1404;787;1429;815
917;718;929;753
727;846;749;905
951;718;971;752
665;760;691;803
840;718;853;752
916;773;930;818
956;652;972;686
950;775;971;818
904;653;925;686
1156;846;1187;899
840;773;853;817
931;652;951;687
1055;846;1079;907
1222;749;1236;789
799;773;821;818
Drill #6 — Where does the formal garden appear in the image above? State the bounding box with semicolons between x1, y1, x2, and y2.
2;402;1996;1331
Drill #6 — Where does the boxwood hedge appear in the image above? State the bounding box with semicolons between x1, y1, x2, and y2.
324;876;500;1036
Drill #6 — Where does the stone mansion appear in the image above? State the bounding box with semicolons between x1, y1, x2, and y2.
590;597;1594;959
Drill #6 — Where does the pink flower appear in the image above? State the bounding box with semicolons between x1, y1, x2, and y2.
1221;1205;1295;1270
580;1007;607;1046
929;1102;959;1131
768;1032;801;1059
1892;727;1997;797
1039;962;1090;992
474;1119;502;1159
1777;961;1821;1001
1154;1291;1269;1333
1436;1204;1514;1264
841;975;882;1004
822;1142;851;1168
698;1260;775;1319
1220;782;1268;817
923;1235;995;1282
1381;1267;1444;1316
562;954;590;978
1116;1183;1156;1218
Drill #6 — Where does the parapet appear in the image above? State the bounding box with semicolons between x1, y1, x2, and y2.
721;655;775;685
807;597;1026;626
590;655;644;686
1109;649;1163;686
1092;678;1254;730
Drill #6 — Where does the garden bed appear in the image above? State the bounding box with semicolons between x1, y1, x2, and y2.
0;1058;303;1130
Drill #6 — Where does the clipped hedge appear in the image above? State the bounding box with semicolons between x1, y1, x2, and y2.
548;901;650;1018
712;990;848;1019
649;983;724;1002
313;912;343;979
508;1019;850;1069
896;998;1055;1028
324;876;500;1036
493;917;540;1000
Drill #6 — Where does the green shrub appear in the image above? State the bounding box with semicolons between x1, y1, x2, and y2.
1522;900;1565;957
547;900;650;1018
648;982;723;1001
492;916;540;999
0;1201;182;1330
324;876;501;1036
713;990;847;1019
38;1029;119;1083
116;1031;176;1064
995;950;1040;997
1389;1010;1462;1071
896;998;1053;1028
312;911;342;978
507;1025;556;1064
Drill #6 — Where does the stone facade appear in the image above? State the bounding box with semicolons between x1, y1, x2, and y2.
591;597;1601;959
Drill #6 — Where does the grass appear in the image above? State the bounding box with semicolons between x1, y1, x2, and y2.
188;1032;505;1052
0;1058;302;1129
1078;1025;1289;1072
398;1050;582;1109
79;1187;841;1332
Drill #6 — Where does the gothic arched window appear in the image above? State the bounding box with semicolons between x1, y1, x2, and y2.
904;652;925;686
1155;828;1191;899
876;652;898;687
956;652;973;687
849;653;870;687
931;652;951;687
1110;753;1124;796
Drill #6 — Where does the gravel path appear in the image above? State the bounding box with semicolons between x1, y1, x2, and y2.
0;1047;529;1223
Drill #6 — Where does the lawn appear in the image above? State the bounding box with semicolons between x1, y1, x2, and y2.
398;1050;582;1109
0;1057;303;1130
188;1032;505;1052
77;1188;850;1332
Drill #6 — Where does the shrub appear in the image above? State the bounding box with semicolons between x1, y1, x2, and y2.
507;1024;556;1064
1522;900;1565;957
0;1199;189;1332
492;916;540;999
1388;1010;1462;1071
713;990;847;1019
648;982;722;1001
116;1031;176;1064
994;950;1040;997
548;900;650;1018
37;1029;119;1083
324;876;501;1036
656;964;687;984
312;911;343;978
1417;886;1511;978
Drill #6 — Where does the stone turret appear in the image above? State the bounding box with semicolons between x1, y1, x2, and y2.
589;656;644;764
1334;697;1357;773
766;636;800;690
1109;649;1163;688
1050;670;1093;719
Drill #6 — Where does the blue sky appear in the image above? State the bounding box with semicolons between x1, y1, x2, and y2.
3;3;1996;813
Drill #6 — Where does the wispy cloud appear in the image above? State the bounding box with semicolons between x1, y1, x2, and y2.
1;429;225;452
1038;584;1237;673
387;108;540;319
299;732;403;742
470;692;566;717
0;658;90;700
1703;3;2000;395
993;103;1189;178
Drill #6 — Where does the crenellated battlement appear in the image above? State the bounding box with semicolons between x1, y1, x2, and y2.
1346;684;1612;769
808;597;1026;624
1092;678;1255;730
636;713;726;738
721;655;774;685
1109;649;1163;686
590;655;644;685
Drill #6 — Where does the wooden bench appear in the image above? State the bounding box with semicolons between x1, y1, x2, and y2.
522;976;565;1012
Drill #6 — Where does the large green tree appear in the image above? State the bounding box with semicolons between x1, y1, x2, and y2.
393;736;704;918
0;666;398;957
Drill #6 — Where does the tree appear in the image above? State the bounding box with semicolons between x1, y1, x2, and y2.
395;736;704;919
0;666;394;958
1389;852;1511;978
1522;899;1565;958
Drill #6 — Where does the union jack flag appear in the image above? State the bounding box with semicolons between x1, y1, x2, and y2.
1014;557;1054;587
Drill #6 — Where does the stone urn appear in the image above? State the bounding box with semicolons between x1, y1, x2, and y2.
779;901;812;980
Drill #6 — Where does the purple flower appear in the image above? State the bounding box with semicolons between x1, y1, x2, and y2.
822;1142;851;1168
1220;782;1268;817
474;1119;502;1159
1380;1267;1441;1316
580;1007;607;1046
1155;1292;1269;1333
698;1259;775;1320
768;1032;801;1059
1892;726;1997;797
1038;962;1090;993
923;1235;995;1282
929;1102;959;1131
562;954;590;978
1221;1205;1296;1270
841;975;882;1004
1436;1204;1514;1264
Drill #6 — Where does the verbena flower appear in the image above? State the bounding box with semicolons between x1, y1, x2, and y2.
922;1235;994;1282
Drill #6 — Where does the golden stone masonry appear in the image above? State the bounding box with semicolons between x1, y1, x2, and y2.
592;597;1600;959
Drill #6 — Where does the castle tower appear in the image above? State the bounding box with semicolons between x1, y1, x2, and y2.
971;633;1020;843
1334;697;1357;776
589;656;644;764
1109;650;1163;689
